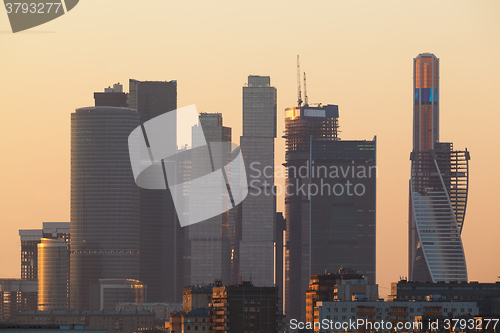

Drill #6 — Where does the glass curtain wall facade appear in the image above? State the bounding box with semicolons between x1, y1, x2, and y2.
38;238;69;310
188;113;232;285
283;104;339;321
409;53;470;283
70;106;141;310
129;79;186;303
310;139;376;282
239;75;277;287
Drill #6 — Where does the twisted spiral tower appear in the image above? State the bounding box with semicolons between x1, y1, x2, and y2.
408;53;470;282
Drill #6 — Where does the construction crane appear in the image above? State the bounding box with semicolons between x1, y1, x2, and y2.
297;55;302;107
303;72;308;106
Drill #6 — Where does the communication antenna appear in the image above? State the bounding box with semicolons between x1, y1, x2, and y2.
297;55;302;107
303;72;308;106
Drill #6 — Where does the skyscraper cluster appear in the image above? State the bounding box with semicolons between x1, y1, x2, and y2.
3;53;477;328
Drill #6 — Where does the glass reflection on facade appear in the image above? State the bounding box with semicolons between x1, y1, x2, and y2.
38;238;69;311
97;279;146;311
238;76;277;287
283;104;339;321
409;53;470;283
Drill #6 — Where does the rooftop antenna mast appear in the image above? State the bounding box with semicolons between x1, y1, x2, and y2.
297;55;302;107
303;72;308;106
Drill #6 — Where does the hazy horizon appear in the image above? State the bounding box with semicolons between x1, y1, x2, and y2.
1;0;499;299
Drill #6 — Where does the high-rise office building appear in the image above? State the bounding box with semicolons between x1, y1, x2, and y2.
38;238;69;310
128;79;186;303
19;230;42;281
310;139;376;281
94;83;128;107
19;223;70;281
283;103;339;321
188;113;232;285
283;95;378;321
408;53;470;283
239;75;277;287
70;106;141;310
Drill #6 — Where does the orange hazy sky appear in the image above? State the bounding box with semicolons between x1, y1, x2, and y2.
1;0;499;297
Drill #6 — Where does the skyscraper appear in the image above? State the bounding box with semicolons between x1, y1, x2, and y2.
239;75;277;287
19;222;70;281
408;53;470;283
128;79;186;303
283;101;376;322
310;139;376;282
94;83;128;107
70;106;141;310
283;103;340;321
188;112;232;285
38;238;69;310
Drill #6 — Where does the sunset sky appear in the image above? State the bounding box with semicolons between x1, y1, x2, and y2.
1;0;499;297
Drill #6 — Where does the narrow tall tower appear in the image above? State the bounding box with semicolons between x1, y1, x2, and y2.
188;113;232;285
409;53;470;282
239;76;277;287
129;79;185;303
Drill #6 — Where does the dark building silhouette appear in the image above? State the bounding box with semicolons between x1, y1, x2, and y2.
93;83;128;107
188;113;232;285
128;79;186;303
283;102;377;321
239;75;277;287
310;139;376;280
275;212;286;314
408;53;469;282
210;280;278;333
19;223;70;281
91;279;146;311
0;279;37;320
283;103;339;321
70;106;141;310
392;280;500;316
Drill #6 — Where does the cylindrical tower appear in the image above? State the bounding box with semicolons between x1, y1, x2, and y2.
38;238;69;311
413;53;439;152
70;106;140;310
